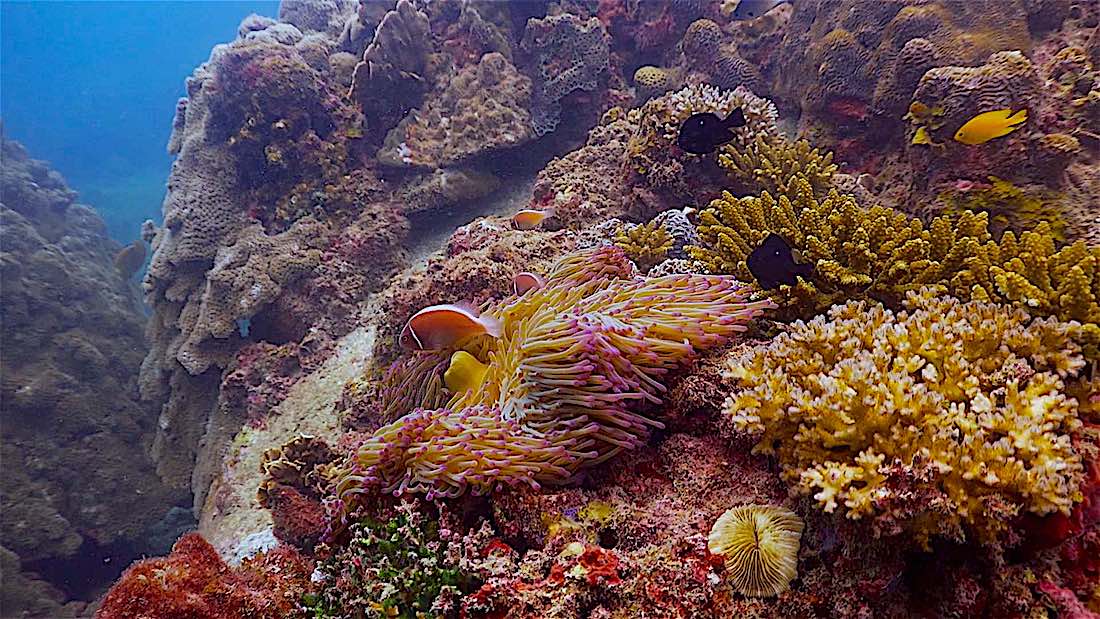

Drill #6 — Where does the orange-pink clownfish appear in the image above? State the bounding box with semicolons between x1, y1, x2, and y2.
511;208;554;231
512;272;546;295
399;304;501;351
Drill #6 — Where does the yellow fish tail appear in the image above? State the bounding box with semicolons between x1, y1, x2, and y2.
1005;108;1027;126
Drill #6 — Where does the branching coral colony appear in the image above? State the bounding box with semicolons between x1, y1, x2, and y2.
688;165;1100;357
333;246;773;514
724;290;1089;546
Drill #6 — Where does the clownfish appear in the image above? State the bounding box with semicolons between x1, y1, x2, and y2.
399;304;501;351
443;350;489;393
512;272;546;295
512;208;554;230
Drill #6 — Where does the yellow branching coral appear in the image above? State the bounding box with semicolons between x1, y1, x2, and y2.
335;246;773;505
724;290;1089;544
614;220;674;272
688;175;1100;357
718;135;838;198
708;504;803;598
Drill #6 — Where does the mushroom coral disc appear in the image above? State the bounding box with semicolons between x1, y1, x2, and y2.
708;504;803;597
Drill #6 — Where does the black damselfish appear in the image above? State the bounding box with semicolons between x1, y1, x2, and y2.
676;108;747;155
746;233;813;289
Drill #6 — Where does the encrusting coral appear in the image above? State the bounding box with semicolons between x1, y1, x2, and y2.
723;290;1089;544
334;246;773;509
520;13;610;137
707;504;803;598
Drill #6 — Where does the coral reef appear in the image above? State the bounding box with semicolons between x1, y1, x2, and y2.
724;290;1090;544
378;52;534;168
308;501;468;617
520;13;610;136
335;246;772;508
771;1;1031;132
0;136;184;609
624;84;781;214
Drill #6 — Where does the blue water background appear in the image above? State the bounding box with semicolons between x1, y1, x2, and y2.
2;0;279;242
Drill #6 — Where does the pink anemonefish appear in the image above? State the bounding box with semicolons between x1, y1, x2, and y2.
399;304;501;351
511;208;554;230
512;272;546;295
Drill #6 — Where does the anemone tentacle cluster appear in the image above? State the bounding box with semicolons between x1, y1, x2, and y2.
335;246;773;504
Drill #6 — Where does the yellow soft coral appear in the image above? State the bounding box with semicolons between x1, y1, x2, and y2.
723;290;1089;545
614;220;674;271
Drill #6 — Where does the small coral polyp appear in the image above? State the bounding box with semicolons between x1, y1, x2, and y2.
724;289;1089;545
335;246;773;505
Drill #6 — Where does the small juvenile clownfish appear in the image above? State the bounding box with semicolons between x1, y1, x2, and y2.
443;350;489;393
399;304;501;351
954;109;1027;145
512;208;554;230
512;272;546;295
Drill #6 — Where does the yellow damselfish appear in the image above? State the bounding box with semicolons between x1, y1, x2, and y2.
443;350;489;393
953;109;1027;145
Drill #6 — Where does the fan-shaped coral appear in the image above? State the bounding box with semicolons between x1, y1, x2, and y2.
723;290;1089;544
334;246;773;506
707;504;803;598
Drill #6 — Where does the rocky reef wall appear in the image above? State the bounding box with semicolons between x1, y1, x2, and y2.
0;136;187;617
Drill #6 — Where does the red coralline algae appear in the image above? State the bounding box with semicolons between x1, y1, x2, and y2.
95;533;313;619
262;485;327;551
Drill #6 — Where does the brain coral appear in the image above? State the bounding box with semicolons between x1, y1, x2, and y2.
724;290;1089;544
771;0;1031;125
520;13;610;136
335;246;772;505
378;52;534;168
681;18;723;67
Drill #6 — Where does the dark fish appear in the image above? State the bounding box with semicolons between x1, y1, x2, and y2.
746;233;813;289
676;108;747;155
732;0;792;21
114;240;147;280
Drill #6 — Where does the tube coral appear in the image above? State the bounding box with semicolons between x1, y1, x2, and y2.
614;220;674;272
335;246;773;505
723;289;1089;544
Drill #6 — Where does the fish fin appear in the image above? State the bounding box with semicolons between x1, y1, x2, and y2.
1005;109;1028;125
480;314;502;338
543;206;556;220
724;107;747;129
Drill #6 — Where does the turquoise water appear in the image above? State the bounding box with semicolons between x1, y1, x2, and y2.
1;0;278;242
